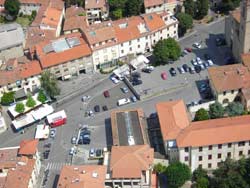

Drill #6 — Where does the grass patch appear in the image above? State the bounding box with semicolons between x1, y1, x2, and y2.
16;16;31;27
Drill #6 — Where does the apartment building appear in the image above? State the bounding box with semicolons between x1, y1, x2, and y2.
208;64;250;109
0;58;41;97
35;32;93;80
225;0;250;62
85;0;109;25
0;23;25;61
57;145;154;188
156;100;250;171
0;139;41;188
144;0;179;14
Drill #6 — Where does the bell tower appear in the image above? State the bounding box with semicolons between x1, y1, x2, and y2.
239;0;250;54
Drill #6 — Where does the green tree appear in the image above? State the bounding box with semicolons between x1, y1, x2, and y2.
176;13;193;36
165;162;191;188
154;163;167;174
1;92;15;105
125;0;142;16
109;0;127;9
226;102;244;117
192;166;208;182
184;0;195;17
195;0;209;20
209;102;224;119
195;177;209;188
15;102;25;113
111;8;123;19
153;38;181;65
26;95;36;108
4;0;20;17
194;108;210;121
217;0;240;14
37;90;47;103
40;71;60;99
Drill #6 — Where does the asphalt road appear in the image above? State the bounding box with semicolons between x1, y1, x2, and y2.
0;18;228;188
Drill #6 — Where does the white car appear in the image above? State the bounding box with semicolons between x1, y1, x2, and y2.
192;59;198;66
69;147;77;155
110;76;119;84
178;67;185;74
207;60;214;66
50;129;56;138
89;148;95;158
196;57;203;65
117;98;131;106
193;42;202;49
146;66;154;71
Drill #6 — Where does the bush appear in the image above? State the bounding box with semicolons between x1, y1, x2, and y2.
19;12;23;17
15;102;25;113
194;108;210;121
154;163;167;174
26;95;36;108
1;92;15;105
37;90;47;103
226;102;244;117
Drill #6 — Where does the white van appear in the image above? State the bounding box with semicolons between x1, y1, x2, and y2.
117;98;131;106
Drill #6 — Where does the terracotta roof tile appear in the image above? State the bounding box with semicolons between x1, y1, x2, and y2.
0;148;19;169
142;13;166;31
63;16;88;32
65;6;86;19
41;7;62;27
85;0;107;10
156;100;190;141
241;53;250;67
208;64;250;93
57;165;106;188
110;145;154;178
144;0;164;8
18;139;38;155
177;115;250;147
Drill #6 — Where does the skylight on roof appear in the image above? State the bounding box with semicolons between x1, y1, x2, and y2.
148;15;153;20
119;23;128;29
90;31;96;36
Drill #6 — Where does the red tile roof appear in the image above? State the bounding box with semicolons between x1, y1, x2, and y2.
57;165;107;188
142;13;166;31
65;6;86;19
110;145;154;178
85;0;108;11
36;33;92;68
208;64;250;93
18;139;38;155
156;100;190;141
144;0;164;8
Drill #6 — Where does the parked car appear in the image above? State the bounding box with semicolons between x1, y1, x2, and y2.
95;149;103;158
69;147;77;155
207;59;214;66
169;67;177;76
131;96;137;102
89;148;95;158
81;95;91;102
44;143;51;148
192;59;198;66
88;110;94;117
121;87;129;93
215;37;226;46
103;90;110;98
194;66;201;73
196;57;203;65
94;105;100;112
182;64;189;72
131;72;141;78
142;67;152;73
132;79;142;86
189;66;195;74
200;64;205;70
161;72;167;80
50;129;56;138
71;136;77;144
110;76;119;84
178;67;185;74
78;135;90;145
102;105;108;111
193;42;202;49
203;62;209;68
185;47;192;52
117;98;131;106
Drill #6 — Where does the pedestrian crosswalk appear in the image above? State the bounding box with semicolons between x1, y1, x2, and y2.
45;162;71;171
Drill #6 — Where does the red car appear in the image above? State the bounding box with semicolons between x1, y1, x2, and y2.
103;90;110;98
185;47;192;53
161;72;167;80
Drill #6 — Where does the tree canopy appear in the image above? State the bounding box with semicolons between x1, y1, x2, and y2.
4;0;20;17
226;102;244;117
176;13;193;36
153;38;181;65
154;163;167;174
1;92;15;105
195;0;209;19
37;90;47;103
194;108;210;121
209;102;225;119
64;0;84;7
15;102;25;113
217;0;240;14
40;71;60;99
165;162;191;188
26;95;36;108
184;0;195;17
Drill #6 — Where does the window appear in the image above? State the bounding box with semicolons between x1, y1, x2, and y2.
231;90;234;94
218;153;221;159
121;50;124;54
160;37;163;40
121;43;123;47
223;91;226;95
217;162;221;167
208;163;212;168
138;45;140;48
153;33;156;37
146;36;148;40
137;38;140;42
55;71;60;74
199;147;203;152
185;156;189;161
239;151;243;156
129;41;132;45
238;141;245;147
208;155;212;160
199;164;202;168
228;143;232;148
227;152;231;158
199;156;202;161
129;47;132;51
174;31;176;34
218;144;222;149
248;150;250;155
64;68;69;72
209;145;213;150
167;34;170;37
185;147;189;152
